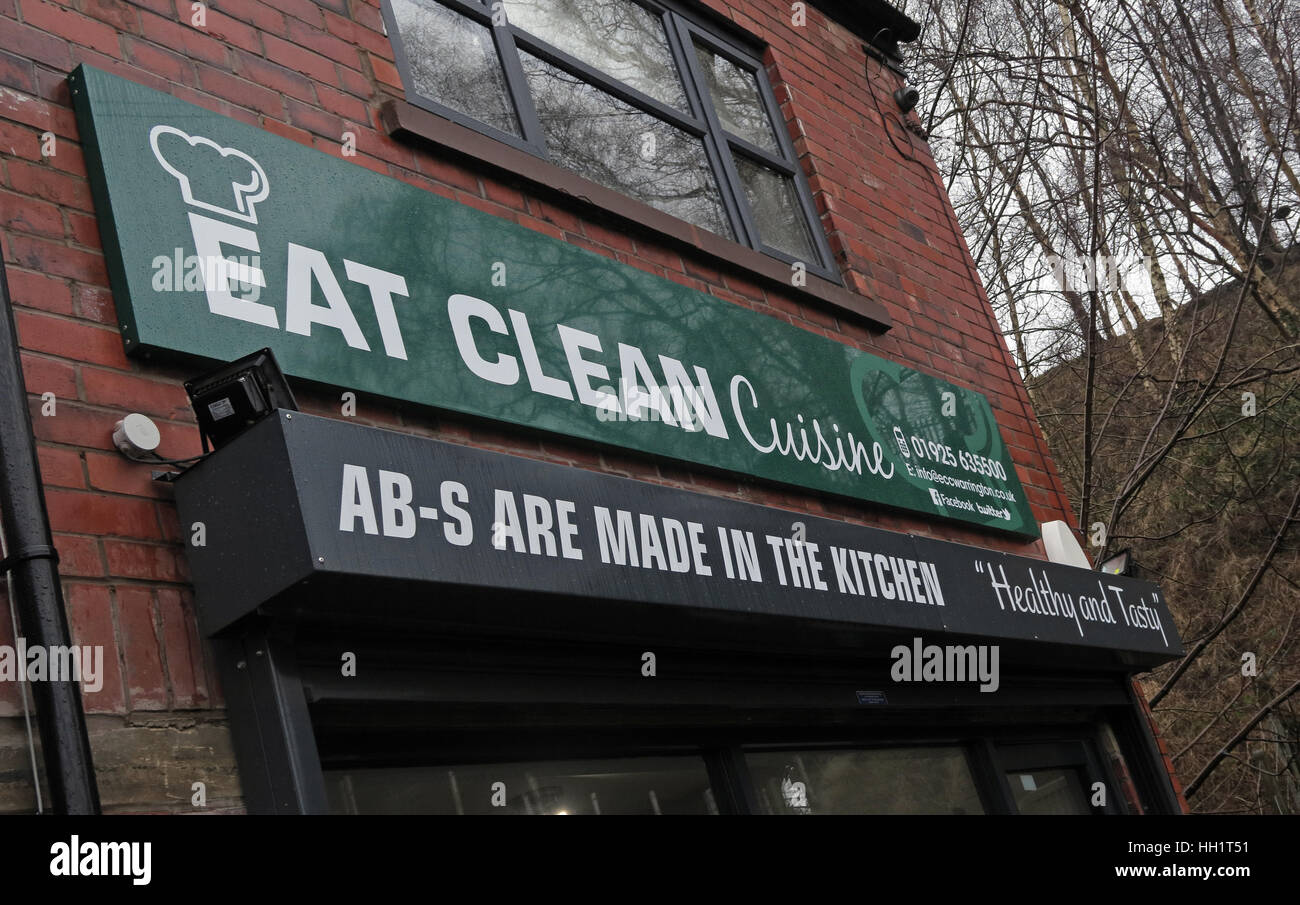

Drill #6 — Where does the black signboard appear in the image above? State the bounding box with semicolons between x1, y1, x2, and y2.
174;412;1182;665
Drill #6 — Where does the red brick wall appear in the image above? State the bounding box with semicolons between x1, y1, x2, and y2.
1131;678;1191;813
0;0;1080;809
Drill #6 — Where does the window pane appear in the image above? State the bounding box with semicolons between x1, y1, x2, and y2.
391;0;520;136
693;42;778;152
1008;769;1092;814
520;52;734;239
324;755;717;814
746;747;985;814
734;156;816;260
503;0;687;110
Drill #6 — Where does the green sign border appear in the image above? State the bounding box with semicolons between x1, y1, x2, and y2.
70;65;1039;537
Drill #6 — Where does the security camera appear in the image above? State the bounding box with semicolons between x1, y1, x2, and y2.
894;84;920;113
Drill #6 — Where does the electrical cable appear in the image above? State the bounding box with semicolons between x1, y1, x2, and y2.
124;449;210;468
864;55;925;166
1;523;45;814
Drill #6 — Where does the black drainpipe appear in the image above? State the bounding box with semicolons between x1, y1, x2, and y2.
0;260;100;814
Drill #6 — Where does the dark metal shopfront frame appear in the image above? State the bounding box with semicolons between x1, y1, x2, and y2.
212;613;1185;815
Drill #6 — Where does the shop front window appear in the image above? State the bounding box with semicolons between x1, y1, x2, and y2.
996;741;1112;814
745;746;986;815
383;0;837;278
324;754;716;815
1006;768;1091;815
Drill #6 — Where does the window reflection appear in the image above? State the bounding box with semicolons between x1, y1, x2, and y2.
746;747;985;814
693;42;778;152
1008;768;1092;814
735;156;815;260
325;755;716;815
521;52;734;239
391;0;520;136
503;0;688;109
385;0;831;270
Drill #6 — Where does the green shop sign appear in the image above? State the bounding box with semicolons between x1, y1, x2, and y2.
71;65;1038;536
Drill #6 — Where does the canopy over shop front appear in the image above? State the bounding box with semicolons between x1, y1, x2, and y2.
175;410;1180;669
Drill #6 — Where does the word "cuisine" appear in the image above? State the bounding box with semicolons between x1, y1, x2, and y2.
448;294;894;481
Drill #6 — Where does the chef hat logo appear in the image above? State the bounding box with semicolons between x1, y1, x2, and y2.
149;125;270;225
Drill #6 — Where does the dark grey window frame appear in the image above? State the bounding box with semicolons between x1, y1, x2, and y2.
216;616;1186;815
380;0;841;283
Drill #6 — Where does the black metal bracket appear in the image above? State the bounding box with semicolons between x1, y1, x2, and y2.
0;543;59;574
